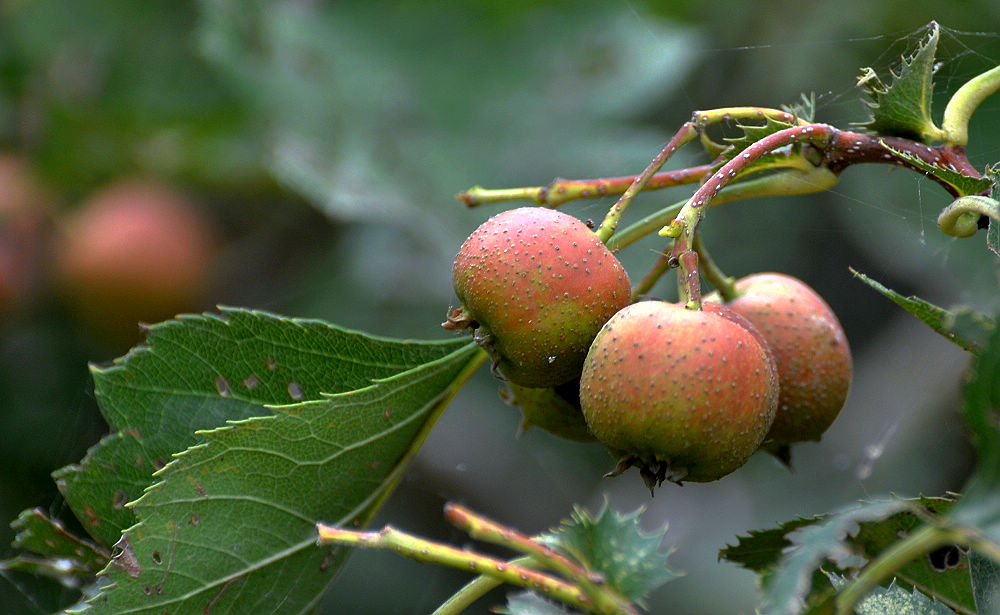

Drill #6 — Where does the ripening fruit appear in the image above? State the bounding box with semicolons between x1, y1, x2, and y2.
501;379;595;443
579;300;778;488
53;179;217;344
0;155;55;316
447;207;631;388
706;273;851;448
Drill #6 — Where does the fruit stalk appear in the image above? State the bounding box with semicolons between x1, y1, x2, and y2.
457;165;712;208
593;122;699;243
430;555;532;615
661;124;836;302
594;107;805;244
677;251;701;309
445;503;636;615
606;164;839;253
316;523;633;615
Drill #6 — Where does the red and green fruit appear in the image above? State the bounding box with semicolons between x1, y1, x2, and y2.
447;207;631;388
579;300;778;487
53;179;217;344
706;273;851;448
501;379;595;443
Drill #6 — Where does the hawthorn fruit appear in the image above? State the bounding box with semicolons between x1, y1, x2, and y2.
447;207;631;388
579;300;778;488
53;179;217;344
706;273;852;449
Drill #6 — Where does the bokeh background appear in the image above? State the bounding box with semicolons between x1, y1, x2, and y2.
1;1;999;613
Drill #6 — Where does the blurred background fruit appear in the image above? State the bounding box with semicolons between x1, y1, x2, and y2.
0;154;54;317
53;179;216;345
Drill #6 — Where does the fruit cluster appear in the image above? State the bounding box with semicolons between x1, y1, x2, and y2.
447;206;851;491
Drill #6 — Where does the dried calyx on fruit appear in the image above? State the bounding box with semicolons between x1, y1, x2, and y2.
706;273;852;464
445;207;631;388
579;300;779;492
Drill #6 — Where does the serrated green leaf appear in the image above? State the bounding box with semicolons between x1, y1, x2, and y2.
54;432;162;548
879;142;993;197
827;575;956;615
852;510;976;614
988;220;1000;258
855;22;942;141
78;341;482;614
760;499;914;615
538;501;680;607
9;509;108;576
987;165;1000;257
92;307;471;435
782;93;817;124
55;307;470;548
970;551;1000;615
722;497;975;613
501;591;574;615
850;269;993;354
855;582;956;615
722;115;796;161
0;509;108;608
949;313;1000;548
720;514;835;608
720;516;820;576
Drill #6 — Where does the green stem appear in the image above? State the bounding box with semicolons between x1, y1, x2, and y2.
663;125;835;255
834;524;963;615
676;251;701;309
316;524;612;614
456;166;711;208
941;65;1000;146
937;195;1000;238
693;233;736;302
606;164;838;253
658;125;835;311
594;123;698;243
690;106;804;129
430;555;532;615
594;106;805;244
445;504;597;583
444;504;636;615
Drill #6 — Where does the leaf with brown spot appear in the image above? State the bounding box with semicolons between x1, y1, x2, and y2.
52;307;470;549
79;341;483;614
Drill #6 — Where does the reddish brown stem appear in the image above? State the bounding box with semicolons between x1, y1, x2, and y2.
667;124;837;260
824;131;982;195
457;165;711;208
544;165;712;205
595;122;700;242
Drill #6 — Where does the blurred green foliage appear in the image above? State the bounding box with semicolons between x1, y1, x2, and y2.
1;1;999;613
